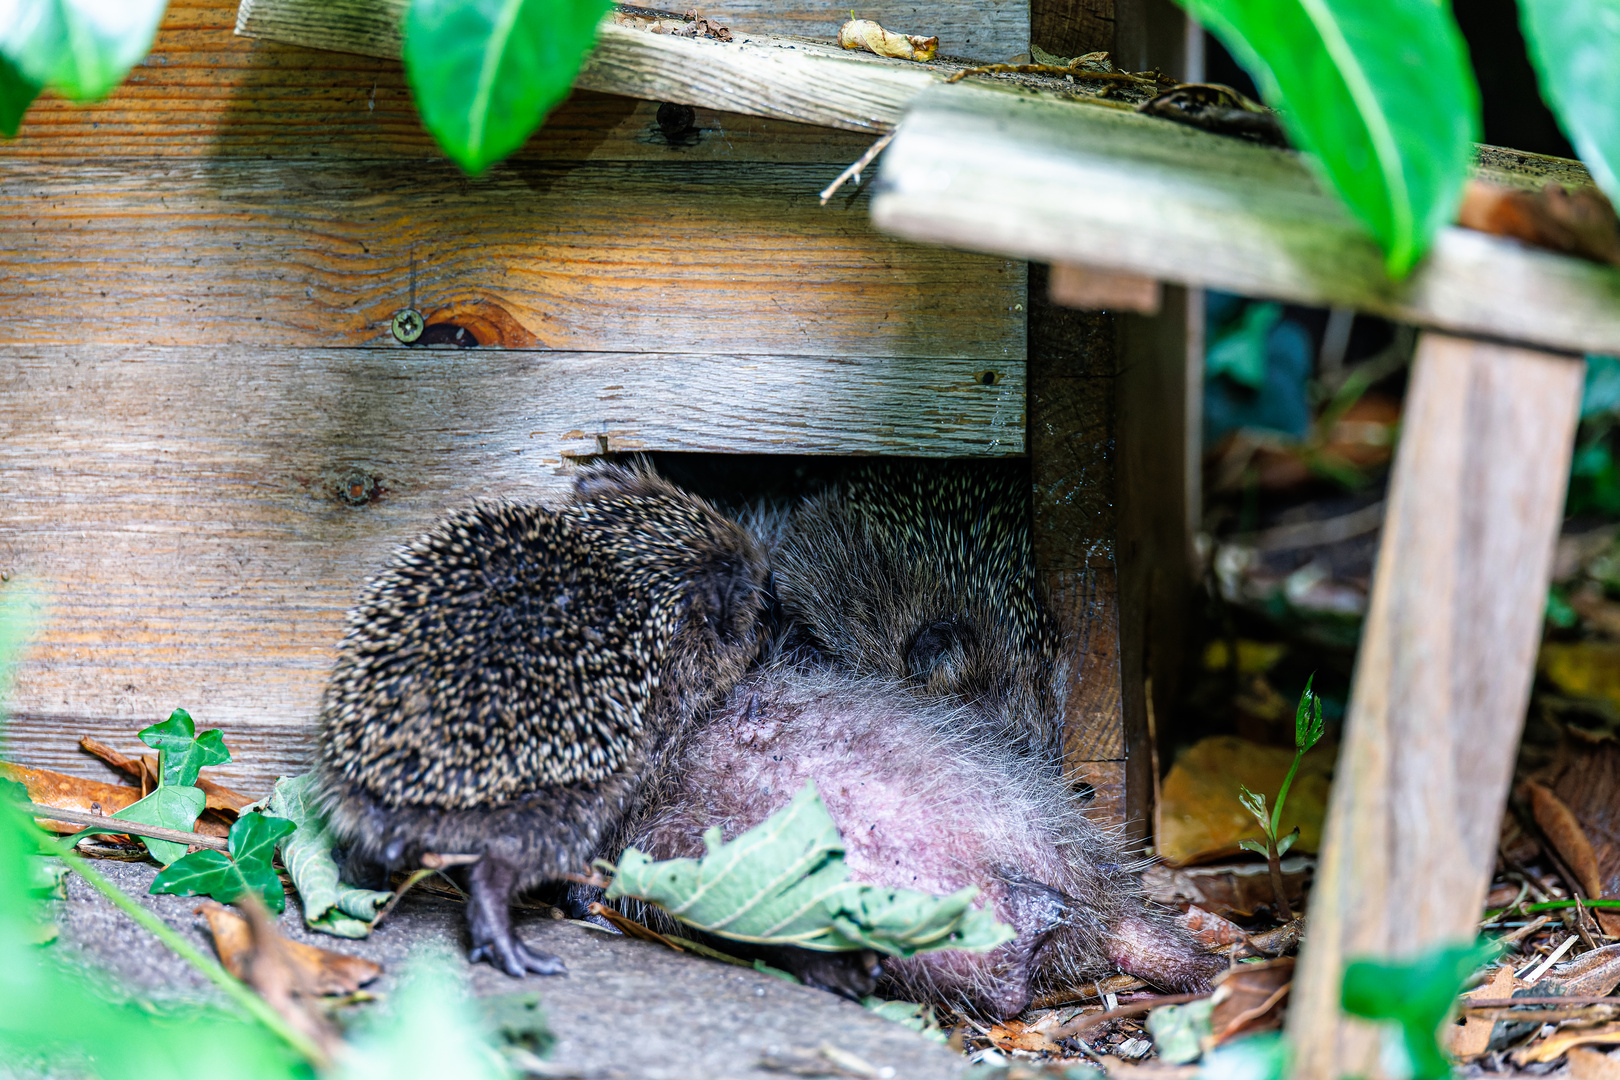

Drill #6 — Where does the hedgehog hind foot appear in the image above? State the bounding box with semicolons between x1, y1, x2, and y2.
466;853;568;978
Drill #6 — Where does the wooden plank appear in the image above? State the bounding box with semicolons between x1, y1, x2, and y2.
0;157;1025;357
0;343;1024;793
1286;335;1585;1078
235;0;943;134
614;0;1029;63
1031;0;1113;58
873;81;1620;356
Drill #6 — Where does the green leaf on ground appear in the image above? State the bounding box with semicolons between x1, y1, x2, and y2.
108;784;206;866
0;53;41;137
0;0;169;102
1175;0;1480;277
1520;0;1620;208
339;949;513;1080
1341;940;1497;1080
604;781;1015;956
140;707;230;788
151;812;296;911
1199;1031;1289;1080
403;0;614;174
266;774;391;937
1146;997;1214;1064
863;997;947;1043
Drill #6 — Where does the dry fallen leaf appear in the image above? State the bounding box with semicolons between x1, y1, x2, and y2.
1569;1047;1620;1080
1143;861;1312;920
1526;780;1605;899
1179;905;1249;950
1549;943;1620;999
1449;964;1523;1059
79;734;256;812
1156;736;1330;866
200;903;382;996
837;19;938;62
987;1009;1089;1054
1209;957;1292;1043
0;761;142;831
1541;643;1620;712
1515;1021;1620;1065
1458;180;1620;266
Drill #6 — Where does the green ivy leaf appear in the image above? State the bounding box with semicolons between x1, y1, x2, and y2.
139;708;230;789
1520;0;1620;209
0;53;41;137
150;812;296;912
403;0;613;175
109;784;206;866
265;774;391;937
1175;0;1480;277
604;781;1016;957
0;0;168;103
1342;940;1497;1080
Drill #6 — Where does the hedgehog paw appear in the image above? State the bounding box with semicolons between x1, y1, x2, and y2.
471;937;567;978
466;853;568;978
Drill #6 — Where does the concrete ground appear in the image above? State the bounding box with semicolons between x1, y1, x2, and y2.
45;858;971;1080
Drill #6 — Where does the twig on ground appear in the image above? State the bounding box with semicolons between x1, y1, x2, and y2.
1053;992;1208;1038
370;867;435;931
22;801;229;852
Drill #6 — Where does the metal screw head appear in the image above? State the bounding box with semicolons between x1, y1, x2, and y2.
391;308;424;344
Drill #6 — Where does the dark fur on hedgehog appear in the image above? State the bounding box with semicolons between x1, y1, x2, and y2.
314;464;769;977
771;462;1065;757
630;663;1221;1018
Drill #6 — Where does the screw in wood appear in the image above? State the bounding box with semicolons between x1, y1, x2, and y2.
391;308;424;344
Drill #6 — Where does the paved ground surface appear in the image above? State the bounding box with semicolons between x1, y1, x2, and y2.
48;858;971;1080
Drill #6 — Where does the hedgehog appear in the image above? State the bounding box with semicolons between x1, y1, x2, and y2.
314;463;769;977
771;461;1065;758
609;461;1220;1014
627;662;1221;1018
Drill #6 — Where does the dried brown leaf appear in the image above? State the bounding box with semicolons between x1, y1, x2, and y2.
1210;957;1292;1043
1458;180;1620;267
1527;780;1605;899
200;903;381;996
0;761;142;832
1142;860;1312;920
1449;964;1523;1059
836;19;937;62
1515;1021;1620;1065
1569;1047;1620;1080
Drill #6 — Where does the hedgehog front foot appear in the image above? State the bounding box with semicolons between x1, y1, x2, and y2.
466;854;568;978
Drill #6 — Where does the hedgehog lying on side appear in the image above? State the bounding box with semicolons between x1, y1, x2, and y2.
632;664;1219;1018
314;464;768;977
621;462;1220;1015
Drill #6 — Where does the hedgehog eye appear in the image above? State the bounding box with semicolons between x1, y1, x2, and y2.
906;617;973;682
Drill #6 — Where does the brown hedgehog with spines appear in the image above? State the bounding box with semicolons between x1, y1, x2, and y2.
315;462;769;977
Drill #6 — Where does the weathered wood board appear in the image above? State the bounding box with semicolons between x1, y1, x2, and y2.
0;0;1031;794
874;81;1620;357
1287;336;1584;1077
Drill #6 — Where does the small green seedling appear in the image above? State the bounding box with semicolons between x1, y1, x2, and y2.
1237;675;1325;921
1342;940;1498;1080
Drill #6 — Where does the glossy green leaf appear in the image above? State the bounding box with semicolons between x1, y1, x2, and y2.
0;53;41;137
1176;0;1480;276
1145;997;1214;1064
1342;940;1497;1080
266;774;390;936
0;0;168;102
150;812;296;911
110;784;206;866
1294;674;1325;751
140;707;230;788
605;781;1015;956
403;0;613;174
1520;0;1620;207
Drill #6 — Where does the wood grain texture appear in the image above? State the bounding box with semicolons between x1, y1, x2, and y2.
614;1;1029;63
874;82;1620;356
0;343;1023;792
235;0;943;134
3;2;875;163
1045;568;1125;764
0;157;1025;357
1286;336;1585;1078
1031;0;1113;59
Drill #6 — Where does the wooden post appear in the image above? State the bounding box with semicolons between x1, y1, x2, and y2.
1286;334;1585;1078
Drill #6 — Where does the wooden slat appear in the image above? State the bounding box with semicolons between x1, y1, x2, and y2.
235;0;943;134
1286;336;1585;1077
0;343;1024;792
873;82;1620;356
0;157;1025;356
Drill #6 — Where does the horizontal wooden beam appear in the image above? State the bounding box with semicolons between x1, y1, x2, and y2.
0;156;1025;357
873;82;1620;357
0;343;1023;793
235;0;943;134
